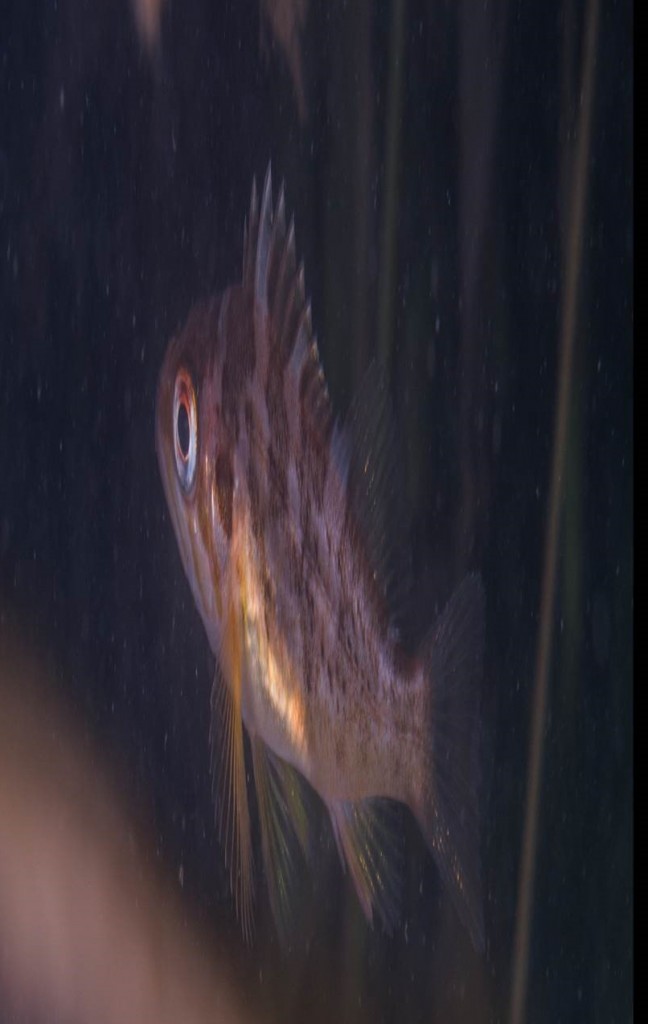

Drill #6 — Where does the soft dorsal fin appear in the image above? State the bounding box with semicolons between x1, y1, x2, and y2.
329;797;404;932
345;362;413;638
414;574;485;951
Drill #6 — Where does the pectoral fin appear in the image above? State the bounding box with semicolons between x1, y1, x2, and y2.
329;798;403;932
210;606;254;941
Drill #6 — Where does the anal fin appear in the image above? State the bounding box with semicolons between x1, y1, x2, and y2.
329;798;403;933
251;738;312;946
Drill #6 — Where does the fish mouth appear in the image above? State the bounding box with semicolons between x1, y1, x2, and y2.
155;348;184;528
155;361;188;570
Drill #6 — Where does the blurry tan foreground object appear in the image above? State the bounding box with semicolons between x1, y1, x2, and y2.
131;0;165;59
130;0;309;123
0;635;260;1024
260;0;308;121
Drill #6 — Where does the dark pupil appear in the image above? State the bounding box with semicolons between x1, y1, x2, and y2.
177;401;190;458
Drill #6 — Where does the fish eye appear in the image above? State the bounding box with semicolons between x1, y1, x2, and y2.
173;369;198;493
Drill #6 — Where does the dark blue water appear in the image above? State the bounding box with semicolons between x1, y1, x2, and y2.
0;1;632;1020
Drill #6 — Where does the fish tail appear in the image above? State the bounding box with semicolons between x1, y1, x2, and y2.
411;573;485;951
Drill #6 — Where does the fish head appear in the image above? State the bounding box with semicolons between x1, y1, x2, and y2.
156;294;236;652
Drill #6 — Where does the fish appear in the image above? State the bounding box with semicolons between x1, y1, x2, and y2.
155;166;485;950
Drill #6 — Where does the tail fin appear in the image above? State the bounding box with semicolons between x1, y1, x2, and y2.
412;573;485;951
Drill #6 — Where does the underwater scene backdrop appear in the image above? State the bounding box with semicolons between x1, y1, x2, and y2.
0;0;632;1020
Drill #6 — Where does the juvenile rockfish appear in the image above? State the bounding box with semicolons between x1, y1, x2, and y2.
156;168;485;950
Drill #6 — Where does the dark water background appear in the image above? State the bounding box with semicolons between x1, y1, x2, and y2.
0;1;632;1021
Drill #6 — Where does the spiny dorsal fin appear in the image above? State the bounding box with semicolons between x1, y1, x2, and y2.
242;176;260;289
242;164;278;314
251;737;314;947
329;798;404;933
242;165;334;447
346;362;413;638
255;166;274;310
273;216;298;353
209;615;254;941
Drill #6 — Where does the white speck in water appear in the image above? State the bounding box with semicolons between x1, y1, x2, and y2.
59;86;65;111
427;340;436;379
179;863;184;888
492;415;501;454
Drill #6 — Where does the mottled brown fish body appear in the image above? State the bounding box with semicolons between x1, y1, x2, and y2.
156;168;485;950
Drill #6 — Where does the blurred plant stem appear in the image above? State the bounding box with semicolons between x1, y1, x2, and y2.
321;0;375;405
456;0;504;571
509;0;600;1021
377;0;405;369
